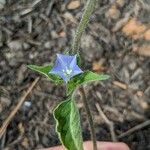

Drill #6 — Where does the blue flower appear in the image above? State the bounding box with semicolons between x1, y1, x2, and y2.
49;54;83;83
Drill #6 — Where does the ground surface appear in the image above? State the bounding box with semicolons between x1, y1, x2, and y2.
0;0;150;150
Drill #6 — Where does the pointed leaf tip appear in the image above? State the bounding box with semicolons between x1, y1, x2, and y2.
28;64;63;84
67;71;110;95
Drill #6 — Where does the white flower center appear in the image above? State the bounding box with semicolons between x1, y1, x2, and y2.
62;68;72;76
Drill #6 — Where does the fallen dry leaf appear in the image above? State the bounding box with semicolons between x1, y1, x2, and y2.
67;0;80;10
122;18;147;39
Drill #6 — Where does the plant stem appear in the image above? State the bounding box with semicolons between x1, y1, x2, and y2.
80;87;97;150
71;0;96;54
71;0;97;149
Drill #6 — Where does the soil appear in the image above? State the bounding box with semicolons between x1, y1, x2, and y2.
0;0;150;150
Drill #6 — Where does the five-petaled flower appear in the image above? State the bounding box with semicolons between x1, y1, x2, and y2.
49;54;83;83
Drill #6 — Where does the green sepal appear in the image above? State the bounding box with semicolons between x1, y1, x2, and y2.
54;98;83;150
76;52;82;66
28;65;63;84
64;49;70;55
67;71;110;95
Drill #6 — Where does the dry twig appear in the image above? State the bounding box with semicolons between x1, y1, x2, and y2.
0;77;40;139
118;120;150;139
95;103;117;142
80;87;97;150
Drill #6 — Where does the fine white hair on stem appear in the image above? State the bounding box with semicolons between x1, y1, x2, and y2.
71;0;97;54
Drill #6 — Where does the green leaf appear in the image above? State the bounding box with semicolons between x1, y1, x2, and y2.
54;99;83;150
67;71;110;95
28;65;63;84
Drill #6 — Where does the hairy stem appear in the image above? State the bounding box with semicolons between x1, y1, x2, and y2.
71;0;96;54
71;0;97;149
80;87;97;150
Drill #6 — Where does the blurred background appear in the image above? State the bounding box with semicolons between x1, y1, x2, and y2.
0;0;150;149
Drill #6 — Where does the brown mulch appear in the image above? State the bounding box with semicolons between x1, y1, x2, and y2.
0;0;150;150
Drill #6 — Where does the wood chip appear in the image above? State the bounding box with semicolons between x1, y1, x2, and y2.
122;18;147;39
144;29;150;40
32;0;42;7
58;31;66;37
8;40;23;50
113;81;128;90
136;91;144;97
0;103;2;113
112;12;131;32
141;101;149;109
0;0;6;9
18;122;25;135
116;0;125;7
133;44;150;57
67;0;80;10
92;61;106;72
21;137;29;149
20;8;33;16
63;12;77;24
105;5;120;20
77;103;83;109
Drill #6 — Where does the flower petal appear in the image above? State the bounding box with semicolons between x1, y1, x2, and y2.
57;54;74;66
49;59;62;74
73;65;83;75
69;55;77;69
57;72;70;83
